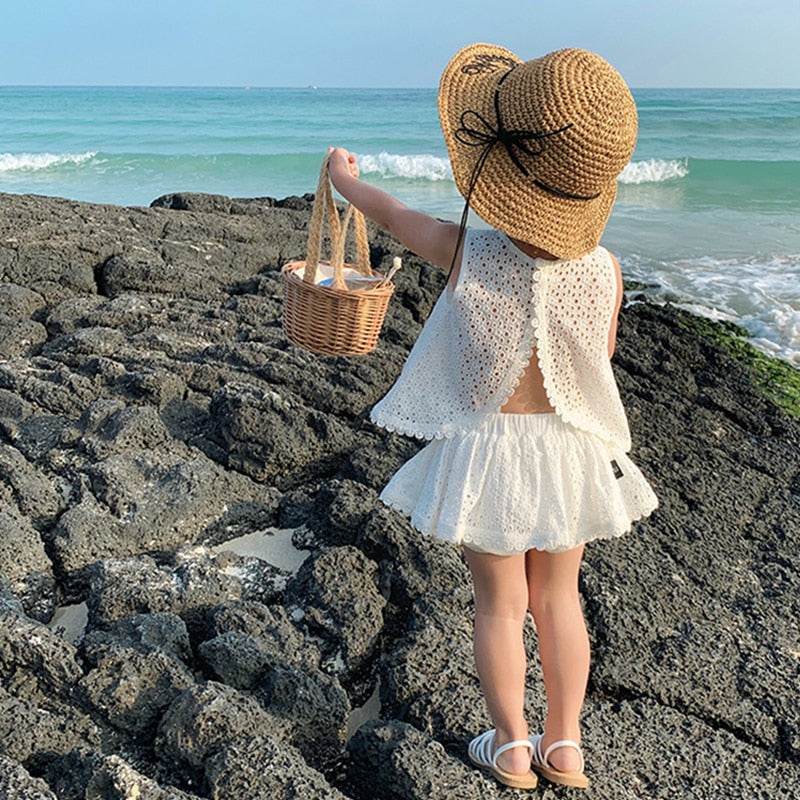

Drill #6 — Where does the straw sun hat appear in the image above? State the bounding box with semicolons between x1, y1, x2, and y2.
438;43;638;259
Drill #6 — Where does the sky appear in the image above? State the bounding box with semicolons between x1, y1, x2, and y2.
2;0;799;88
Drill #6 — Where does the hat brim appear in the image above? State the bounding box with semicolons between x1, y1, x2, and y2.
438;43;617;259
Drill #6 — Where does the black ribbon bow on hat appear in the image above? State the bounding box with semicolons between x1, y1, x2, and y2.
443;71;601;282
454;82;601;203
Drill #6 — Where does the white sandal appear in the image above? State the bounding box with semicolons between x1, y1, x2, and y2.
468;729;538;789
530;733;589;788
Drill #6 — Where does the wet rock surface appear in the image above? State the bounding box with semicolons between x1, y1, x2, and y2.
0;189;798;798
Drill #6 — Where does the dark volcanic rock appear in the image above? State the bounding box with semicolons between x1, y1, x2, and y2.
198;605;322;693
48;402;279;597
0;441;65;528
0;755;58;800
83;755;204;800
80;612;192;665
0;608;82;702
78;645;195;737
357;505;472;625
347;720;500;800
256;662;351;773
0;510;56;621
86;547;289;633
203;600;317;672
205;735;350;800
307;478;383;547
379;595;476;721
285;546;386;682
341;426;425;491
577;695;800;799
150;192;238;214
0;313;48;359
0;190;798;799
209;382;356;488
46;750;204;800
0;283;47;318
581;302;800;766
0;574;24;615
154;681;290;780
197;630;275;690
0;684;101;765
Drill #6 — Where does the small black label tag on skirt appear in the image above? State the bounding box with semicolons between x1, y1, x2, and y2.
611;460;624;480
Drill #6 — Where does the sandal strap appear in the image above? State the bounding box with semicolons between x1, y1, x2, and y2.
470;730;534;769
542;739;585;773
469;729;496;765
493;738;534;766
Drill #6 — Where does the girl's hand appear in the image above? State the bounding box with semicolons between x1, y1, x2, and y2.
328;146;359;181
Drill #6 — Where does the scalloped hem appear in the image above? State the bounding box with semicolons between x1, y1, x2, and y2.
369;411;446;441
382;494;656;555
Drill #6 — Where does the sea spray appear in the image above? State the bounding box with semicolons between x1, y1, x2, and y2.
357;152;452;181
619;158;689;184
0;151;97;172
621;253;800;364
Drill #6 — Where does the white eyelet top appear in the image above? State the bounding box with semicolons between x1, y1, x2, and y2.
371;228;632;451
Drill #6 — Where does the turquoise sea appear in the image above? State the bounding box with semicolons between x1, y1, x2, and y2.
1;86;798;363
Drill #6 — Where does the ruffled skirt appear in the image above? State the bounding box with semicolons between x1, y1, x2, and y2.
380;413;658;554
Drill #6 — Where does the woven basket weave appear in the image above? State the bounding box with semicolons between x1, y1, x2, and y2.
282;155;394;356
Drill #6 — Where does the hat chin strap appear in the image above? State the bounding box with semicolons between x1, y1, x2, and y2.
444;143;490;285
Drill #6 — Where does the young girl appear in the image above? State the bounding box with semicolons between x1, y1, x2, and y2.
328;43;658;791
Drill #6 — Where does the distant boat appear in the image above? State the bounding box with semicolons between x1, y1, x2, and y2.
308;85;318;90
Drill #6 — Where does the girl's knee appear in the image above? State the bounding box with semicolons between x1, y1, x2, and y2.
527;584;582;622
525;547;584;615
473;571;530;620
474;594;530;622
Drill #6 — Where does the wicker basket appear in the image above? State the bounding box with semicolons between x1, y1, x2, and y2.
282;155;395;356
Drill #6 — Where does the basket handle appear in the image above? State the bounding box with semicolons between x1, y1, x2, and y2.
303;153;371;289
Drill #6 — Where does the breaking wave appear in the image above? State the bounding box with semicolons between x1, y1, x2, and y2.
619;158;689;184
0;152;98;172
357;152;452;181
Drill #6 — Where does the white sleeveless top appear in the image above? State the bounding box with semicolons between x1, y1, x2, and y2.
371;228;632;451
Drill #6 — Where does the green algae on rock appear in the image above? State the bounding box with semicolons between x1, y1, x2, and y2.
672;307;800;417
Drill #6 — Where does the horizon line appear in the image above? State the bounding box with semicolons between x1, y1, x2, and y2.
2;83;799;92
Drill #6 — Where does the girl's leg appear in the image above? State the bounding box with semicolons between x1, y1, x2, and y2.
462;547;531;775
525;545;589;773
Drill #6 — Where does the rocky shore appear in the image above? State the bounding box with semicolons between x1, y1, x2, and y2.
0;189;798;800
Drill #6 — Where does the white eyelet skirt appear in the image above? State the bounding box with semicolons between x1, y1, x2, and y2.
380;413;659;554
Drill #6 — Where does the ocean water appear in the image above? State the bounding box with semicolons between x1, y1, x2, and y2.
1;86;798;364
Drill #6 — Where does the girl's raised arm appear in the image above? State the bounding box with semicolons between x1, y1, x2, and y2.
327;147;461;272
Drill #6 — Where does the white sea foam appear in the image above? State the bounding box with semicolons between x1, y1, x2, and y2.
618;158;689;184
358;152;452;181
747;305;800;365
623;253;800;364
0;152;97;172
358;153;688;186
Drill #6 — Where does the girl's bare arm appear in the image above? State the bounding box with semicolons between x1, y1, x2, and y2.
327;147;461;271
